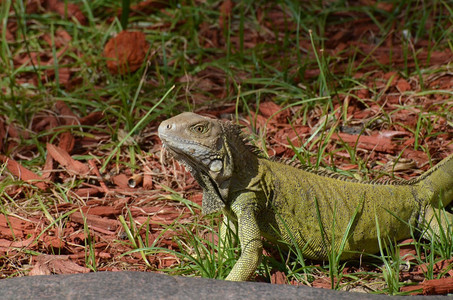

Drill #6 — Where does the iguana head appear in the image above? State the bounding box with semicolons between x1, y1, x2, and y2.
158;112;238;214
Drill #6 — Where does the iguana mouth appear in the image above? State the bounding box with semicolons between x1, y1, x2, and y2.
161;141;211;173
161;142;223;192
160;130;225;173
161;140;226;205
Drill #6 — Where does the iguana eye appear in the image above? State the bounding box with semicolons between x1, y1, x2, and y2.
192;124;208;134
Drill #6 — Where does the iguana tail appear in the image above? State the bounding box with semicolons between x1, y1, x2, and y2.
415;154;453;207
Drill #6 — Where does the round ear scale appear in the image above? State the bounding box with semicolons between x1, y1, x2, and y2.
209;159;223;172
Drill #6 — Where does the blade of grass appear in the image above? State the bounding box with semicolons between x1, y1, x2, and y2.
100;84;175;173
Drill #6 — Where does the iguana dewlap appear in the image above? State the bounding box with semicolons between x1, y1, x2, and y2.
158;112;453;281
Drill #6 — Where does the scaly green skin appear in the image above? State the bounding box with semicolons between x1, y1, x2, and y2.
158;112;453;281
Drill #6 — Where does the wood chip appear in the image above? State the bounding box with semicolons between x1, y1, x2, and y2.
0;155;48;190
46;143;90;175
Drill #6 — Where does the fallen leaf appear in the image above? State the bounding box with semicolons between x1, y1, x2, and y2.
103;31;150;75
396;78;411;92
377;2;394;12
44;0;87;25
384;158;417;172
311;277;334;289
117;0;169;20
32;115;59;133
271;270;287;284
55;100;79;124
219;0;234;30
28;261;52;276
80;111;104;125
30;255;90;276
55;100;79;152
258;101;283;120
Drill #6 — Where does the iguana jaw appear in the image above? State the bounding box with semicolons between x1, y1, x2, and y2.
159;136;222;175
158;112;235;212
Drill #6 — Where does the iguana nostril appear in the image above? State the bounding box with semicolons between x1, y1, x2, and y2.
166;124;172;130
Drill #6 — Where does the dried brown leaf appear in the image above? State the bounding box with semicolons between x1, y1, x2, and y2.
103;31;150;75
30;255;90;276
80;111;104;126
44;0;87;25
396;78;411;92
219;0;233;30
271;270;288;285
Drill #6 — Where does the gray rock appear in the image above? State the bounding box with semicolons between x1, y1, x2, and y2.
0;272;445;300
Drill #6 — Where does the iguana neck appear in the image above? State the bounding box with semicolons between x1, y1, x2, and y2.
219;122;260;182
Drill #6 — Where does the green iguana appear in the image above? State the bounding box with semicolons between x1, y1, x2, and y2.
158;112;453;281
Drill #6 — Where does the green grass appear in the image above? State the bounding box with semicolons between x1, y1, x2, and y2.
0;0;452;294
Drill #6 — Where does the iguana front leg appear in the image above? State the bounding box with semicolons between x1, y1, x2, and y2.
421;205;453;239
225;193;263;281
